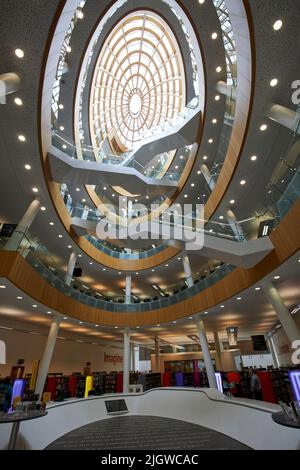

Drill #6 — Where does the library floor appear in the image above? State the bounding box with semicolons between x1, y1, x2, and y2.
46;416;251;450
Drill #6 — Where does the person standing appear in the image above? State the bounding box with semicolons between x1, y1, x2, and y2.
250;370;262;400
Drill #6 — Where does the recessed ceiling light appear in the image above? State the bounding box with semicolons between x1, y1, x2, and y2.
240;180;246;185
89;262;93;265
273;19;283;31
260;124;268;131
219;216;224;220
136;272;139;275
47;311;52;315
59;126;65;131
32;187;38;193
152;269;155;272
184;194;188;198
165;264;169;267
215;95;220;101
212;119;217;124
114;326;118;329
180;155;184;160
156;324;160;327
62;144;67;149
197;170;201;174
49;222;54;226
63;317;68;320
77;10;84;19
15;48;24;58
212;32;218;40
204;311;208;315
79;321;83;324
24;164;31;170
230;199;235;204
198;0;205;4
270;78;278;87
0;285;6;289
236;297;242;300
175;165;179;170
59;104;64;110
67;245;72;249
274;275;280;280
82;198;86;203
208;138;213;144
17;296;23;300
102;268;106;271
216;66;222;73
203;156;208;161
78;254;82;258
220;305;225;308
32;304;37;308
58;235;63;238
255;287;261;291
41;206;46;211
14;97;23;106
173;321;177;324
191;183;195;187
251;155;257;161
66;45;72;53
18;135;26;142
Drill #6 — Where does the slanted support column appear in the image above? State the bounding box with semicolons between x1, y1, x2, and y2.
65;251;77;286
125;275;132;304
263;282;300;344
195;315;217;388
225;208;245;241
154;337;160;372
213;331;223;371
216;81;237;100
35;314;62;398
123;328;130;393
200;164;216;191
0;73;20;99
183;254;194;288
5;199;41;251
268;104;300;134
266;334;280;368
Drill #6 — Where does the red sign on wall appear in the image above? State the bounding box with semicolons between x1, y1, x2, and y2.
104;353;123;365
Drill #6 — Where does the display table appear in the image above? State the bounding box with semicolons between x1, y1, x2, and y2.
271;411;300;429
0;410;48;449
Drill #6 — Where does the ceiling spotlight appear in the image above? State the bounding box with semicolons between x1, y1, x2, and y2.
173;321;177;324
59;104;64;110
59;126;65;131
184;194;188;198
230;199;235;204
251;155;257;161
198;0;205;4
274;275;280;280
216;66;222;73
208;138;213;144
236;297;242;300
89;262;93;265
102;268;106;271
58;235;63;238
24;164;31;170
212;32;218;40
191;183;195;187
220;305;225;308
219;216;224;220
255;287;261;291
49;222;54;226
62;144;67;149
66;45;72;53
273;20;283;31
67;245;72;249
203;156;208;160
76;188;80;192
215;95;220;101
18;135;26;142
82;198;86;203
32;304;38;308
32;187;38;193
240;180;246;186
0;285;6;289
212;119;217;124
270;78;278;87
17;296;23;300
41;206;46;211
260;124;268;131
77;10;84;19
15;48;24;58
197;170;201;174
14;97;23;106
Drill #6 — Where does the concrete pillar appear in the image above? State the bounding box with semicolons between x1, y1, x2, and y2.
125;275;132;304
217;81;237;100
225;208;245;241
268;104;300;134
131;343;136;371
65;251;77;286
263;282;300;344
0;73;20;98
155;337;160;373
266;334;280;368
35;315;62;398
213;331;223;371
195;315;217;388
5;199;41;250
183;254;194;288
200;164;216;191
123;328;130;393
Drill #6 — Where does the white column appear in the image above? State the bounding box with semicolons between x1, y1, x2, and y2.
266;334;280;368
123;328;130;393
195;315;217;388
217;81;237;100
213;331;223;371
131;343;136;371
125;275;132;304
183;254;194;288
0;73;20;98
155;337;160;372
65;251;77;286
268;104;300;134
200;164;216;191
35;315;62;398
5;199;41;250
134;346;139;371
263;282;300;344
225;208;245;241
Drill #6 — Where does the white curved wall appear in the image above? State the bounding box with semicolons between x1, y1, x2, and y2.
0;388;299;450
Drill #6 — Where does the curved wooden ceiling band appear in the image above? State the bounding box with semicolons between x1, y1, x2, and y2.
1;196;300;327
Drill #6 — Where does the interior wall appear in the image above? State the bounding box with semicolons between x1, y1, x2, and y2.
272;313;300;366
0;328;123;377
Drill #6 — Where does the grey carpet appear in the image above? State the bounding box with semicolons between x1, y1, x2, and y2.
46;415;251;450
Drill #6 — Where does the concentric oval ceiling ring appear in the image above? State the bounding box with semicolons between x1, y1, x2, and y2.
90;10;186;152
